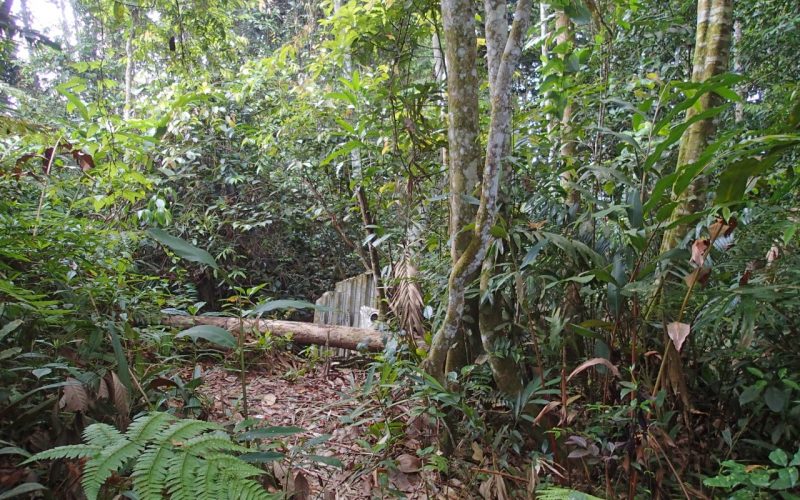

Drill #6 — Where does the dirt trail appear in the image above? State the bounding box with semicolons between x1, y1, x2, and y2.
195;358;464;499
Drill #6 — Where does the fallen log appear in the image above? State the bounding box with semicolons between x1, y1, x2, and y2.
162;315;385;352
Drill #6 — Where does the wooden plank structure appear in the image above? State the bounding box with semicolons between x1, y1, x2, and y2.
314;273;379;354
161;273;384;353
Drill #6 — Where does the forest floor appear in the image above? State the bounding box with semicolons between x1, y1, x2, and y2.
192;354;469;499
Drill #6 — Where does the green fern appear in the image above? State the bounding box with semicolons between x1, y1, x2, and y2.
24;412;279;500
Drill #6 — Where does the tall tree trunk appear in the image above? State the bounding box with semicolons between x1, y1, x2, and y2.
424;0;482;380
733;18;743;123
123;11;137;120
425;0;532;383
477;0;524;396
556;11;580;207
661;0;733;250
657;0;733;404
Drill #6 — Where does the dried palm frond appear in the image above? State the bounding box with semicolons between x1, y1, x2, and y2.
389;251;425;342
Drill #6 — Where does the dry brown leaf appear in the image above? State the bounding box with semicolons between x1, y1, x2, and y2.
691;239;710;267
471;442;484;462
766;244;780;265
567;358;621;381
97;378;109;400
292;471;310;500
60;378;89;412
684;267;711;287
709;217;736;241
263;393;277;406
667;322;691;352
396;453;421;473
388;468;418;492
478;477;494;499
108;372;130;417
533;401;561;426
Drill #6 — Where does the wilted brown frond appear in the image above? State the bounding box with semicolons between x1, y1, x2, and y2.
389;252;425;340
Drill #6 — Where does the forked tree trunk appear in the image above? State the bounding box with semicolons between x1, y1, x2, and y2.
425;0;532;383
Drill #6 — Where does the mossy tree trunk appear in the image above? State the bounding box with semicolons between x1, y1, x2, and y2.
425;0;532;385
658;0;733;404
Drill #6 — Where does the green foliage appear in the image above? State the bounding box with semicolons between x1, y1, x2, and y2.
704;447;800;498
25;412;276;500
534;486;605;500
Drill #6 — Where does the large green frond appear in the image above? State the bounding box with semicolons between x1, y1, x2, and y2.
81;438;143;500
132;444;176;500
126;412;175;444
83;423;124;447
23;444;100;464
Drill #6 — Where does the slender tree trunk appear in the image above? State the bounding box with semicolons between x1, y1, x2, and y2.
333;0;388;317
657;0;733;404
123;11;137;120
556;11;580;207
662;0;733;249
477;0;524;396
424;0;482;381
540;2;548;60
733;18;743;123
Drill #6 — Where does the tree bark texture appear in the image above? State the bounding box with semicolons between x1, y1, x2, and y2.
555;11;580;207
657;0;733;405
162;315;385;351
425;0;532;383
661;0;733;250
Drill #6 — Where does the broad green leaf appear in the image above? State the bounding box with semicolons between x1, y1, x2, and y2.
247;299;320;317
306;454;343;468
764;387;787;413
58;87;89;120
0;482;47;499
176;325;235;348
770;449;789;467
738;384;763;405
239;451;285;463
238;426;305;440
0;319;22;342
715;153;780;205
320;140;363;167
147;229;218;269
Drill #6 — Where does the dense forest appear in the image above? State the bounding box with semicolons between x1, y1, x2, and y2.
1;0;799;497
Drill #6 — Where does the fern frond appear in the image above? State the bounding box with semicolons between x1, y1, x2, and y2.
126;411;174;444
83;423;124;447
205;453;265;479
132;445;176;500
225;476;275;500
195;458;221;500
183;432;248;456
81;438;143;500
156;419;221;446
23;444;100;464
165;452;201;500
